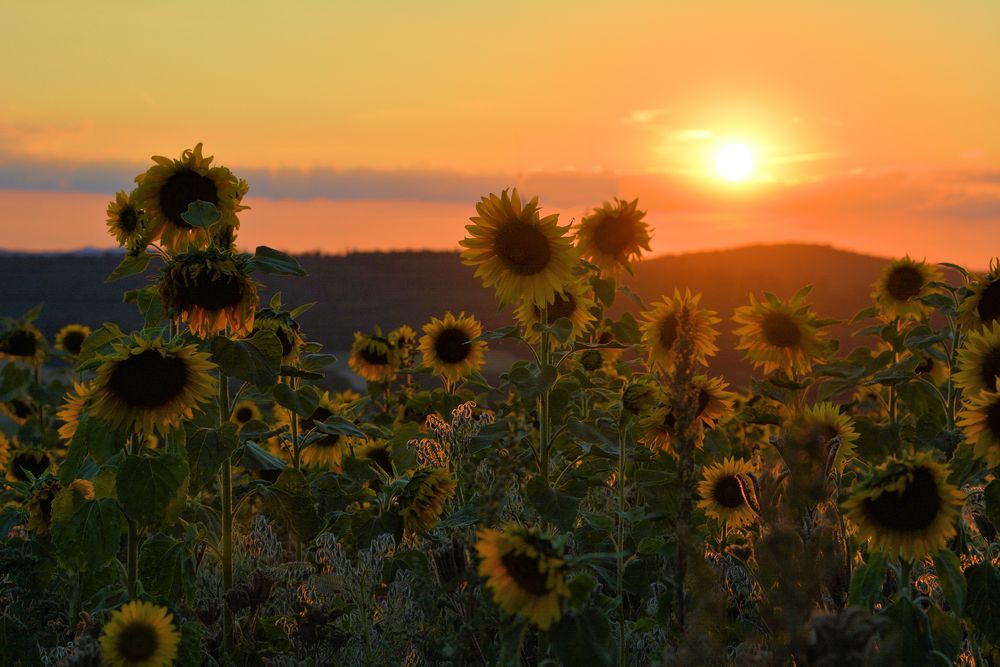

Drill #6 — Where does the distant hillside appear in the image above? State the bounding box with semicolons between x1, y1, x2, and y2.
0;244;929;386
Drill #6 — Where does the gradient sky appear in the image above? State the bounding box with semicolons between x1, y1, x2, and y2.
2;1;999;266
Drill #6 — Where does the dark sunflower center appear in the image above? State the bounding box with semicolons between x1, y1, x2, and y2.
538;292;576;322
977;280;1000;324
8;398;31;419
116;621;159;662
365;447;393;476
594;215;638;258
598;331;613;345
500;551;550;596
177;267;245;311
713;476;746;509
119;206;140;233
979;347;1000;391
4;329;38;357
863;467;941;531
986;400;1000;440
12;453;47;480
915;357;935;375
493;219;552;276
886;265;925;302
658;314;679;350
697;389;711;415
61;330;87;355
160;169;219;228
434;327;471;364
304;406;340;448
274;327;295;356
108;350;189;409
359;341;390;366
661;410;677;430
761;313;802;348
235;407;254;423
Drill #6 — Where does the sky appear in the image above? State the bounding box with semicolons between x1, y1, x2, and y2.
1;1;999;267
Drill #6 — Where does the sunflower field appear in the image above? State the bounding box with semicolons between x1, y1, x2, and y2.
4;146;1000;667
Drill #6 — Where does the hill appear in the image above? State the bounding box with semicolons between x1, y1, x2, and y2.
0;244;913;387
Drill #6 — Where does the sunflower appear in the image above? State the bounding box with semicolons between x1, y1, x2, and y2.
0;397;33;426
576;198;652;271
57;382;94;443
784;402;860;473
476;524;570;630
513;280;598;348
399;467;456;534
160;249;258;338
419;312;487;384
732;291;830;375
389;324;419;368
275;391;362;470
252;308;304;366
90;334;217;433
0;325;46;366
348;331;401;383
871;256;943;321
955;322;1000;397
842;452;964;561
640;375;736;453
105;190;148;251
697;457;758;527
959;259;1000;330
957;388;1000;467
26;478;62;534
640;290;720;372
55;323;91;356
5;443;53;482
99;600;181;667
132;143;246;253
356;440;395;476
460;189;577;308
50;479;96;524
914;354;950;386
230;400;262;431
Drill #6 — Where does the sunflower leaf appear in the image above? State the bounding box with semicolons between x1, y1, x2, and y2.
70;416;121;466
0;362;31;401
591;276;616;308
314;415;366;439
211;331;281;388
105;251;151;283
273;383;322;419
50;498;126;572
964;562;1000;645
847;551;886;608
933;550;967;615
251;246;307;276
123;285;167;328
256;469;319;541
180;200;221;229
74;322;125;371
187;425;239;494
116;453;190;527
238;440;287;473
549;607;613;667
139;532;196;601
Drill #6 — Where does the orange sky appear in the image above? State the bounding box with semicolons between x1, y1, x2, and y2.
2;1;999;267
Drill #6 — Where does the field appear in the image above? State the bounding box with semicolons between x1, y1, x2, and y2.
2;150;1000;667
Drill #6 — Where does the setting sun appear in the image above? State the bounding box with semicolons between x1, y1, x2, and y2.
715;143;755;182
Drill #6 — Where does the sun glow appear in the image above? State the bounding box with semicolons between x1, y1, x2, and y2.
715;143;755;182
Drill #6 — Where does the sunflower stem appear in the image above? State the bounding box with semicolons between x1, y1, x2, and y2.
125;434;142;599
538;308;551;488
616;418;629;667
218;370;235;652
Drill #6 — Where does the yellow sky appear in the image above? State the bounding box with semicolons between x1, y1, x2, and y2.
1;1;999;263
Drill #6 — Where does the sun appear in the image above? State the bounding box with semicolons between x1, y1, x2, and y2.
715;143;755;182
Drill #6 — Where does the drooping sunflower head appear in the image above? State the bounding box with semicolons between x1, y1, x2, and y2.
399;467;456;535
460;189;577;308
955;322;1000;397
99;600;181;667
959;259;1000;330
476;523;570;630
5;442;53;482
697;457;758;527
842;452;964;561
25;477;62;534
958;388;1000;467
0;324;46;367
1;396;33;426
56;381;94;443
230;400;263;431
349;330;401;383
732;290;830;375
55;324;91;357
90;334;217;434
159;249;259;338
639;375;736;453
871;256;944;321
252;308;304;365
576;197;652;271
640;289;720;372
274;391;362;471
356;439;395;477
105;189;148;252
784;401;860;474
419;312;487;384
389;324;419;368
132;143;247;253
513;279;598;348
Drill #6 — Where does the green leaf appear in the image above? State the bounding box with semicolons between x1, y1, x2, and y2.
75;322;124;370
933;550;967;615
123;285;166;327
187;425;238;493
847;551;886;608
239;441;287;472
211;331;281;388
637;536;666;555
116;453;189;527
611;312;641;345
179;200;220;229
50;498;126;571
548;317;574;344
524;477;585;531
313;415;366;439
476;325;522;341
436;505;479;530
964;562;1000;645
251;246;307;276
590;276;616;308
257;468;319;541
70;416;122;466
506;361;557;401
983;479;1000;528
927;605;962;662
880;597;933;666
105;251;151;282
139;532;195;601
0;362;30;401
566;418;620;457
549;607;613;667
273;383;322;418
